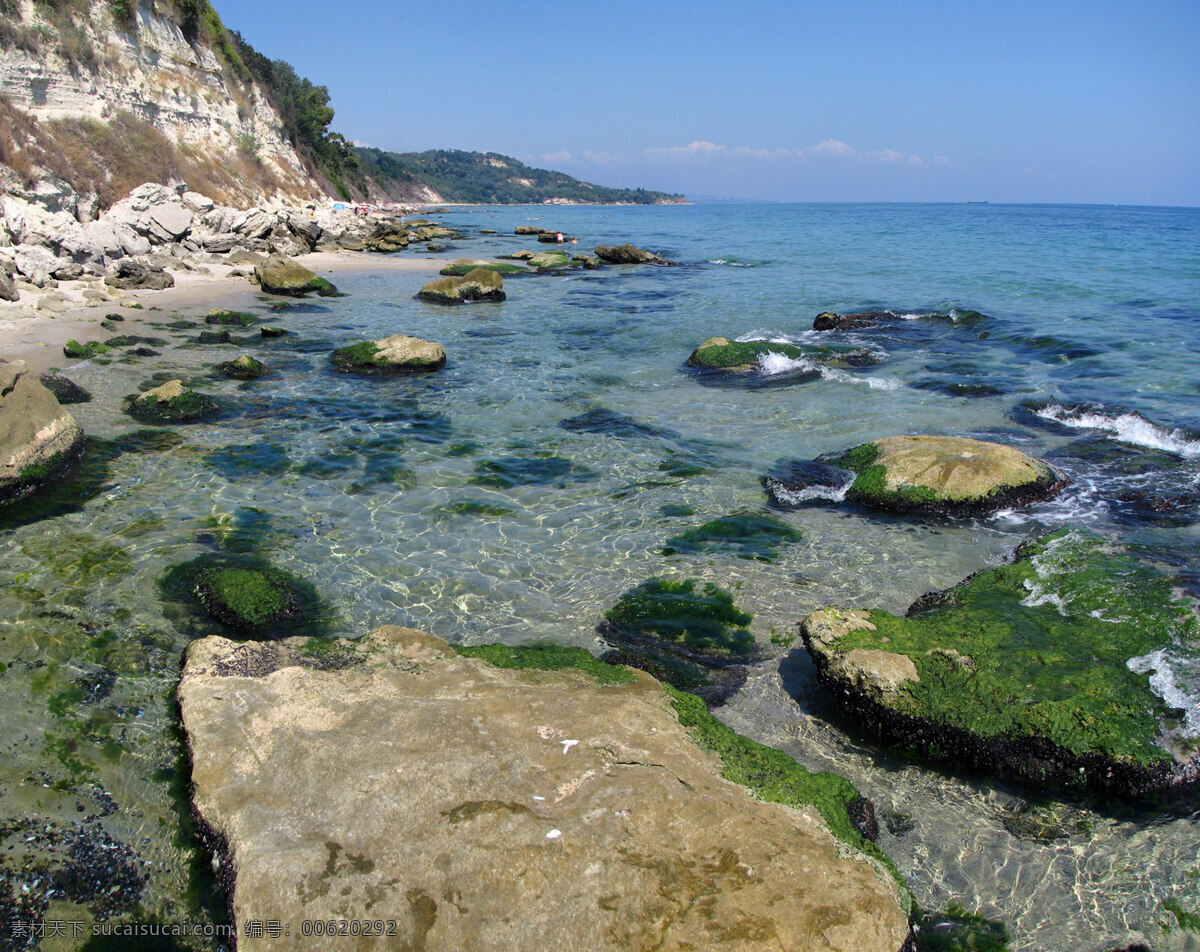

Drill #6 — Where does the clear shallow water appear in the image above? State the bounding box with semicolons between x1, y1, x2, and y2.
2;203;1199;949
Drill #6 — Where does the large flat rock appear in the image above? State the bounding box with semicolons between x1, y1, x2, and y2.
178;627;910;952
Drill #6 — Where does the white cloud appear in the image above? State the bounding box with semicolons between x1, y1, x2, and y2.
645;140;727;158
540;150;574;164
811;139;854;157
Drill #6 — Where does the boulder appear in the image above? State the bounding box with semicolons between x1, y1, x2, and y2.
232;208;274;240
0;270;17;302
686;337;878;383
813;309;987;331
105;259;175;291
146;202;193;243
254;254;338;297
362;223;410;254
514;225;549;235
526;251;581;272
331;334;446;375
599;577;761;703
218;354;270;380
126;379;219;423
826;434;1066;515
14;245;62;278
0;363;85;507
37;372;91;404
417;267;504;304
498;249;537;261
594;243;668;265
178;627;912;952
801;530;1200;795
182;191;216;213
438;258;526;276
202;233;240;254
51;262;85;281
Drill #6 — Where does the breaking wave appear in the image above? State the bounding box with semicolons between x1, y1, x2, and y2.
1034;404;1200;458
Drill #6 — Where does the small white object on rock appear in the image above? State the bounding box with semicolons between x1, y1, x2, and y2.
561;740;578;755
546;830;563;840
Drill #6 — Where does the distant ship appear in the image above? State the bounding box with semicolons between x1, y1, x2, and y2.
966;200;988;204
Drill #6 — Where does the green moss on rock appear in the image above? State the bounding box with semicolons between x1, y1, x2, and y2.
206;308;258;326
438;258;527;276
802;529;1200;793
126;380;219;424
158;553;330;639
830;435;1066;515
63;339;110;359
454;641;637;685
217;354;269;380
662;511;803;562
600;578;759;700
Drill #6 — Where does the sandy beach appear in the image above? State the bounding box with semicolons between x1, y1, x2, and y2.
0;251;447;373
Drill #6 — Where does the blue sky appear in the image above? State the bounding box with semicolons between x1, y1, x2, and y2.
216;0;1200;205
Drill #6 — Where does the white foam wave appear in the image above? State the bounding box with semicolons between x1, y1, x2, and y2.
707;258;756;267
818;366;903;391
769;482;851;505
1128;649;1200;737
757;352;819;376
1035;404;1200;458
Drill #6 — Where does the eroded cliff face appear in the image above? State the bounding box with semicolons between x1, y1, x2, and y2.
0;0;322;213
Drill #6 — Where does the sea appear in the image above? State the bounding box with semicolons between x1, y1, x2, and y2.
2;202;1198;950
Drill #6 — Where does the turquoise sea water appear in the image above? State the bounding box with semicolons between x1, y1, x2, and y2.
2;202;1199;949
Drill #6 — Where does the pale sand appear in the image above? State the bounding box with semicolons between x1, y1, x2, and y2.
0;251;447;373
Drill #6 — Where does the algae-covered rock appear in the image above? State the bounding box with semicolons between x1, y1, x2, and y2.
600;577;760;702
417;267;505;303
686;336;878;383
37;372;92;405
662;511;803;562
438;258;527;276
594;243;670;265
0;363;85;507
801;530;1200;795
514;224;549;235
813;308;987;331
160;553;327;639
178;626;911;951
829;435;1066;515
362;222;411;253
526;250;583;272
63;338;110;359
206;308;258;326
498;249;537;261
218;354;270;380
330;334;447;375
254;254;339;297
126;379;219;423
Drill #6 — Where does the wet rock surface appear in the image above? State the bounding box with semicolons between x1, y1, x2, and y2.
801;530;1200;795
179;627;911;952
0;363;85;507
827;434;1067;515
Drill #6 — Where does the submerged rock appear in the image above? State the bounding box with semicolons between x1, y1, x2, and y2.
594;243;670;265
599;577;761;703
62;338;110;359
160;553;327;639
801;529;1200;796
662;511;803;562
686;336;878;384
439;258;527;276
813;308;987;331
417;267;505;303
206;307;258;326
218;354;270;380
37;372;92;405
827;434;1066;515
526;250;583;272
254;254;338;297
126;379;219;423
763;459;856;508
0;363;85;507
330;334;447;375
178;627;911;951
